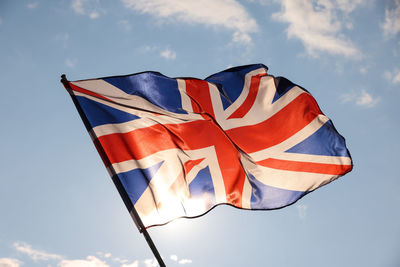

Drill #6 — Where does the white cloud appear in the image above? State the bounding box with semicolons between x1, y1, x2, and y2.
27;2;38;9
143;258;158;267
178;259;193;264
121;0;258;44
112;257;129;264
160;48;176;60
58;256;109;267
121;260;139;267
296;204;307;220
89;10;100;19
0;258;22;267
272;0;363;58
71;0;102;19
65;58;77;68
13;242;63;261
72;0;85;14
170;255;178;262
340;90;379;108
382;0;400;37
384;68;400;85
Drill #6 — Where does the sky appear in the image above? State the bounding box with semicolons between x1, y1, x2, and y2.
0;0;400;266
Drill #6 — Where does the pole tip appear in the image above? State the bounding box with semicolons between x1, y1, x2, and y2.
61;74;68;84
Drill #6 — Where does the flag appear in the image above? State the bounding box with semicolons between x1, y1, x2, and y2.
62;64;352;228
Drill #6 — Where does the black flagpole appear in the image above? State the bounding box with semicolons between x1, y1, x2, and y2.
60;74;166;267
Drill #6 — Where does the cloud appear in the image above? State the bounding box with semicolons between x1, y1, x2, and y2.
71;0;102;19
272;0;363;58
121;260;139;267
382;0;400;37
121;0;258;44
160;48;176;60
340;89;379;108
13;242;63;261
143;258;158;267
384;68;400;85
139;45;177;60
112;257;129;264
59;256;109;267
65;58;77;68
0;258;23;267
170;255;178;262
296;204;307;220
27;2;39;9
178;259;193;264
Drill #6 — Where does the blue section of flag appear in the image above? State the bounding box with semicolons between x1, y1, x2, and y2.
118;161;164;205
286;120;350;157
188;166;216;204
75;96;139;127
248;173;306;209
205;64;268;110
273;77;295;103
104;72;187;114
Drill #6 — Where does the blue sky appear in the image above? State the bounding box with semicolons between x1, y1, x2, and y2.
0;0;400;266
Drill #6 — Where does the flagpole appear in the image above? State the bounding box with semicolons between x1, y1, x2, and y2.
60;74;166;267
129;209;166;267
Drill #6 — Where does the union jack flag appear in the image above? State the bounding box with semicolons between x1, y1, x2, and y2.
63;64;352;228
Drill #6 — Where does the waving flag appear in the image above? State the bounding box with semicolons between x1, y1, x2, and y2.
62;64;352;228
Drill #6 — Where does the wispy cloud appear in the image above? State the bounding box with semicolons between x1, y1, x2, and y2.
65;58;77;68
178;258;193;264
143;258;158;267
71;0;103;19
8;241;192;267
384;68;400;85
296;204;307;220
139;45;177;60
121;260;139;267
59;256;109;267
27;2;39;9
13;242;63;261
382;0;400;37
112;257;129;264
340;89;379;108
272;0;363;58
0;258;22;267
160;48;176;60
121;0;258;45
169;254;192;265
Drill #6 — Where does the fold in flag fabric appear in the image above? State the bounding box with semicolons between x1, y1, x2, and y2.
62;64;353;228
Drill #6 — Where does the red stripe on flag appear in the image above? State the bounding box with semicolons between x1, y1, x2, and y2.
69;83;113;102
184;158;205;175
226;93;323;153
227;73;267;119
95;119;246;207
257;158;352;175
185;79;215;118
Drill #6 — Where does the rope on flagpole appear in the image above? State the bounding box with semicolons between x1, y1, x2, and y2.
60;74;166;267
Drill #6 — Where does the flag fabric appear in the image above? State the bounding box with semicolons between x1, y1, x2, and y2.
63;64;352;228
